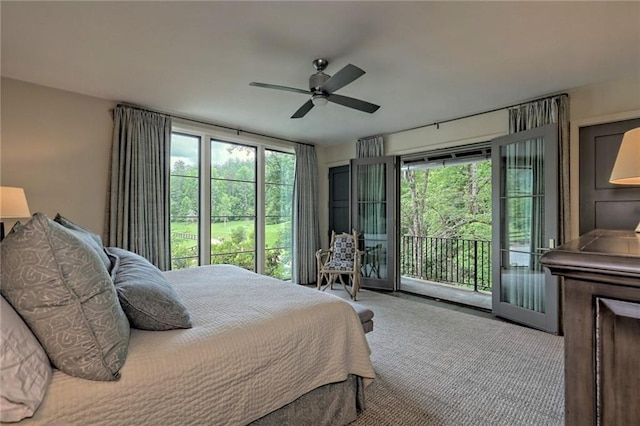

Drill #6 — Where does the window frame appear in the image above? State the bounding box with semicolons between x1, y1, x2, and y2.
170;120;295;277
169;131;202;270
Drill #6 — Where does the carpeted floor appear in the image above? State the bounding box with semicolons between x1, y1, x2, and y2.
325;288;564;425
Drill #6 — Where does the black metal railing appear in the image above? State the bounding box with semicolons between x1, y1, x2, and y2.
401;235;492;292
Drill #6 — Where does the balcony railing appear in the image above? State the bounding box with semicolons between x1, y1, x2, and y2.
401;235;492;292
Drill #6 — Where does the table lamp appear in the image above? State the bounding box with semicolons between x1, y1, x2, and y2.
609;127;640;232
0;187;31;240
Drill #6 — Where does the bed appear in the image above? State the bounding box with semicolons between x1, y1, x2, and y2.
3;261;375;425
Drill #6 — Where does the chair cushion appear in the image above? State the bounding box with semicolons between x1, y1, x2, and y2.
324;260;355;271
333;236;355;261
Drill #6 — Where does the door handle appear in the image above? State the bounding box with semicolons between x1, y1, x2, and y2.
536;239;557;253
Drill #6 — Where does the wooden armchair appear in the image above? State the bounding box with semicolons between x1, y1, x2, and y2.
316;230;362;300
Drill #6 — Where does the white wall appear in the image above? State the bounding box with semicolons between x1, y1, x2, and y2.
317;73;640;247
1;78;116;236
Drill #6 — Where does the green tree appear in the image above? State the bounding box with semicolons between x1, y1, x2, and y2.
400;160;492;287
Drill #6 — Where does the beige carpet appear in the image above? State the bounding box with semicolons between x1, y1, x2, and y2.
325;288;564;425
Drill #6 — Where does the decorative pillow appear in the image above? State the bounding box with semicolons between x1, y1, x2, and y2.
0;296;52;422
53;213;111;271
7;220;23;236
107;247;192;331
0;213;130;381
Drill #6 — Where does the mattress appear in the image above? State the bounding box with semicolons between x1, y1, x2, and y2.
18;265;375;425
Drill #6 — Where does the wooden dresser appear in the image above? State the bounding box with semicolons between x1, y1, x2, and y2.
540;229;640;426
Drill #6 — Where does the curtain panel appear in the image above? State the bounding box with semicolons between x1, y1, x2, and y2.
508;94;570;244
356;135;385;236
292;144;320;284
356;135;384;158
507;95;569;313
107;105;172;270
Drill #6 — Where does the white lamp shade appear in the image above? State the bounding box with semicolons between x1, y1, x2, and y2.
610;127;640;185
0;187;31;218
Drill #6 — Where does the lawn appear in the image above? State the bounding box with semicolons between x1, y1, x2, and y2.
171;219;289;247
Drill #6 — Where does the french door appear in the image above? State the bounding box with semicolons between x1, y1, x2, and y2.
491;124;560;333
350;156;398;291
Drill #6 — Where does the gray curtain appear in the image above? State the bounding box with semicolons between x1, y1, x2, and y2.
508;94;570;244
506;95;569;312
107;105;172;270
356;135;383;158
356;135;385;237
292;144;320;284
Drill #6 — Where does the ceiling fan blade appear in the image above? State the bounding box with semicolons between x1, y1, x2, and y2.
291;99;314;119
327;94;380;114
321;64;365;93
249;82;310;95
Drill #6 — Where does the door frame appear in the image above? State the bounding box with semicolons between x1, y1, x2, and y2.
350;155;399;291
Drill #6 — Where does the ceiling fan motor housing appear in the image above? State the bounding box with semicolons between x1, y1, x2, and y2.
309;72;330;93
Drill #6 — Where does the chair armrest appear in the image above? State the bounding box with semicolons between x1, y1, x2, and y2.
316;248;331;261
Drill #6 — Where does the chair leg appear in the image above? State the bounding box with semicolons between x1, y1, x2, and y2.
352;273;360;301
342;273;356;300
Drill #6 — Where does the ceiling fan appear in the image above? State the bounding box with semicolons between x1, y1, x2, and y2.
250;59;380;119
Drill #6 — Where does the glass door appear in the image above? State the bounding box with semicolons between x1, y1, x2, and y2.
491;124;559;333
350;156;398;291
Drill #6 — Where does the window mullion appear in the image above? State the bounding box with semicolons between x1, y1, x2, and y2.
200;134;212;265
256;145;266;274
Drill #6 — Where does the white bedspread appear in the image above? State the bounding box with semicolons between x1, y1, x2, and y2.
18;265;375;425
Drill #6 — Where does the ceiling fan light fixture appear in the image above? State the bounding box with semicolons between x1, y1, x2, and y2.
250;60;379;118
312;94;328;106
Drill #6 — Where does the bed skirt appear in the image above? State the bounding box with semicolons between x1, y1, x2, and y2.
250;375;365;425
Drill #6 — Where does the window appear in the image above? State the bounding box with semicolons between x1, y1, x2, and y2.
209;141;256;270
170;133;200;270
169;128;295;280
265;149;295;279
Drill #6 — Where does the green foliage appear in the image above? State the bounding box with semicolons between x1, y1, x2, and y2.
230;226;247;244
401;161;492;241
400;161;493;290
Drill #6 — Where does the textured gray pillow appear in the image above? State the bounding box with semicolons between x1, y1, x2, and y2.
107;247;192;331
0;296;52;422
53;213;111;271
0;213;130;381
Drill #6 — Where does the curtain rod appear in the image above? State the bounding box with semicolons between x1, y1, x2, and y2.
364;92;569;139
114;103;314;147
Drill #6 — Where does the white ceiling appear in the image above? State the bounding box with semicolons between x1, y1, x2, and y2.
2;1;639;146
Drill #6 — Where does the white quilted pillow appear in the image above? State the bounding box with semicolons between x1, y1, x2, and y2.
0;296;52;422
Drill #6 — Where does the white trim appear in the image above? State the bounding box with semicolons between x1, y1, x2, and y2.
389;132;505;157
200;135;212;265
173;118;296;153
256;145;266;273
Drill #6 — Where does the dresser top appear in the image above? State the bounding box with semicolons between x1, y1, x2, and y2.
562;229;640;257
540;230;640;279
